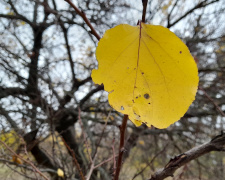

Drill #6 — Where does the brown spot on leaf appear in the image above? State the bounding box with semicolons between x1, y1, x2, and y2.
179;51;182;54
144;93;150;99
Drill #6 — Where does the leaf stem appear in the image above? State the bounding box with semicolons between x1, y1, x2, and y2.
113;114;128;180
142;0;148;23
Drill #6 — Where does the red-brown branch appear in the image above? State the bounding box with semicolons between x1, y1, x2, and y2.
113;114;128;180
64;0;101;40
61;138;85;180
0;140;49;180
142;0;148;23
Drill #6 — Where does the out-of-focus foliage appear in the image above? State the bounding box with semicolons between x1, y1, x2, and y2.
0;130;19;150
57;168;64;178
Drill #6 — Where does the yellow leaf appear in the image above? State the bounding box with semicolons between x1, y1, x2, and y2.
57;168;64;177
92;23;199;129
7;11;14;15
0;130;18;145
89;107;95;110
162;0;173;12
216;45;225;53
110;115;114;120
20;21;26;25
138;140;145;146
12;155;23;164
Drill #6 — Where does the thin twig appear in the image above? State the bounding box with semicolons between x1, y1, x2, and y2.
94;153;119;169
0;140;50;180
113;114;128;180
92;111;111;159
199;86;225;117
64;0;101;40
142;0;148;23
61;24;77;85
167;0;219;28
86;154;97;180
0;158;56;173
79;85;104;108
5;163;37;180
167;0;179;27
111;138;116;175
149;131;225;180
132;144;168;180
86;111;111;179
61;138;85;180
78;108;92;163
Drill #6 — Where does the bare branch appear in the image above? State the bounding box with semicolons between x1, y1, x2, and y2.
60;77;92;107
142;0;148;23
132;144;168;180
60;24;77;86
0;139;50;180
1;0;33;26
0;87;27;99
149;132;225;180
0;159;56;174
94;153;118;169
64;0;101;40
167;0;179;27
199;86;225;117
61;137;85;180
0;104;19;130
167;0;220;28
86;111;111;180
113;114;128;180
79;85;104;108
